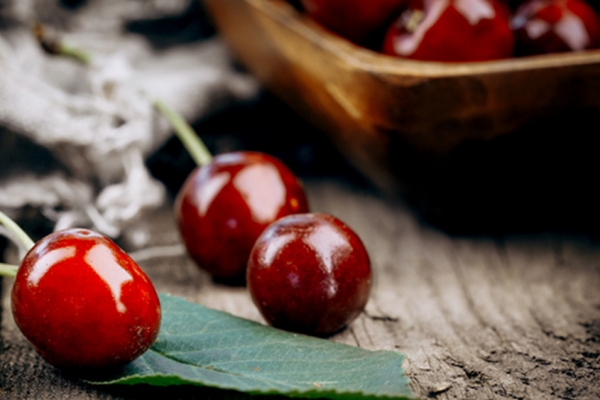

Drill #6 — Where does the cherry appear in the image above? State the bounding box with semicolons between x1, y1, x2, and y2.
382;0;515;62
247;213;371;336
300;0;408;45
176;152;309;280
512;0;600;55
0;212;162;371
154;101;310;282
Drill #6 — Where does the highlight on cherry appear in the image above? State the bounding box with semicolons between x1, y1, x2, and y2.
0;210;161;371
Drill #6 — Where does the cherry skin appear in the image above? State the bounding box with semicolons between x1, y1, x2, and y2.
382;0;515;62
175;151;309;281
512;0;600;55
300;0;408;45
11;228;161;370
247;213;371;336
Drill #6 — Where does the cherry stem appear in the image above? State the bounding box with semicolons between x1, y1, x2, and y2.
57;43;91;65
153;100;213;167
33;26;213;168
33;22;91;65
0;263;18;278
0;211;35;251
0;211;34;277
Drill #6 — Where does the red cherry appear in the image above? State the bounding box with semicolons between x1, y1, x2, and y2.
175;151;309;281
382;0;515;62
512;0;600;55
11;228;161;370
247;213;371;336
300;0;408;45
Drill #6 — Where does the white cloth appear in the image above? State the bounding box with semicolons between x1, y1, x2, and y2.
0;0;259;241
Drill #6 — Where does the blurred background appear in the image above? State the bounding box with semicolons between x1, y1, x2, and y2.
0;0;371;250
2;0;600;250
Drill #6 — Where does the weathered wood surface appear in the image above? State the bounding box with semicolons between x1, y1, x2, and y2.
1;172;600;399
2;79;600;399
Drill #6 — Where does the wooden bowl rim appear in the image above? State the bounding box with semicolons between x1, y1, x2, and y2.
248;0;600;77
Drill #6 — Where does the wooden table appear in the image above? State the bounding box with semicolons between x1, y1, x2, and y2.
1;94;599;400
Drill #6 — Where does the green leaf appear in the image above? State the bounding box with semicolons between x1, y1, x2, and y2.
86;294;415;400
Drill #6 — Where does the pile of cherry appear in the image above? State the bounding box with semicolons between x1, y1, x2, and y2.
296;0;600;62
0;102;371;373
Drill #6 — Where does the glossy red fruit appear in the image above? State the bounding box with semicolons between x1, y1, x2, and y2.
176;151;309;281
11;228;161;370
512;0;600;55
247;213;371;336
382;0;515;62
300;0;408;45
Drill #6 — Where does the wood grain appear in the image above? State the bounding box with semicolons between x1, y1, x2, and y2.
2;176;599;399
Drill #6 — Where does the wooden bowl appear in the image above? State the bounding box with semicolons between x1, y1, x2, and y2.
203;0;600;194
